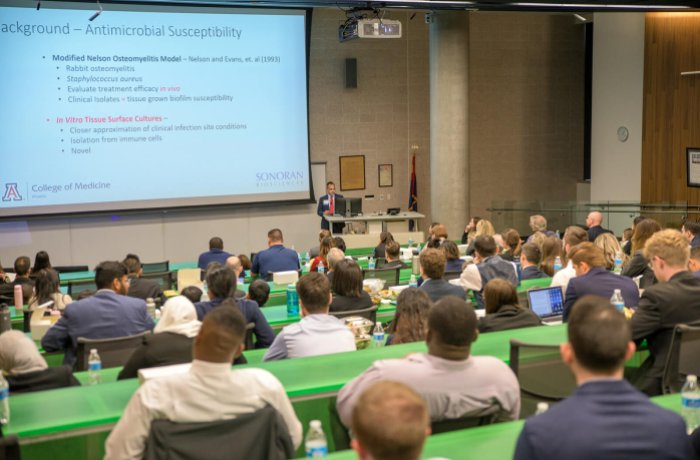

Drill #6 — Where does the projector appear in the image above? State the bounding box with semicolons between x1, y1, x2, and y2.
339;18;402;42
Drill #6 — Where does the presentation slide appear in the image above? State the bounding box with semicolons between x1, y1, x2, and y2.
0;1;311;218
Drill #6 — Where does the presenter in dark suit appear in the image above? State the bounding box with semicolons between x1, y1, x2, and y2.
562;243;639;322
630;229;700;396
41;261;155;368
514;296;693;460
317;181;345;233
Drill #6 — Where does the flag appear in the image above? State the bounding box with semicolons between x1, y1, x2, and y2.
408;154;417;231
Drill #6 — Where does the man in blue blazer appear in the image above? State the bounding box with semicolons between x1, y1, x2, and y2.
514;296;693;460
317;181;345;233
563;242;639;322
418;248;466;303
42;261;154;368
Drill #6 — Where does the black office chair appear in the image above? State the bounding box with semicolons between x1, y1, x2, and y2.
141;271;174;291
444;271;462;281
75;331;151;371
509;339;577;417
0;433;21;460
329;305;378;324
142;261;170;274
144;405;294;460
53;265;89;274
243;322;256;350
662;323;700;394
362;267;400;287
431;413;496;434
67;280;98;298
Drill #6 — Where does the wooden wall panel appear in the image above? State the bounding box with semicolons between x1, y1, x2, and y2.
642;13;700;209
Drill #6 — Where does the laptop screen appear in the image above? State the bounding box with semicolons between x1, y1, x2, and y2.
527;286;564;318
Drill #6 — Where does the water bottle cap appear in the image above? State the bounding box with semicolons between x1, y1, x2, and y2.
310;420;322;429
90;348;97;353
689;375;698;383
536;402;549;411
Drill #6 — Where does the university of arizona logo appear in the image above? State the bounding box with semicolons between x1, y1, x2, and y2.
2;183;23;202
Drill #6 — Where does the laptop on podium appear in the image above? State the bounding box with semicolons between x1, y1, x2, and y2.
527;286;565;325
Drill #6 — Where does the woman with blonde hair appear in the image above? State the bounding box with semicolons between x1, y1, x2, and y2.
310;236;335;272
466;219;495;256
594;232;628;271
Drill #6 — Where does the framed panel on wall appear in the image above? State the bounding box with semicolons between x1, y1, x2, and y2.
339;155;365;191
378;164;393;187
687;148;700;188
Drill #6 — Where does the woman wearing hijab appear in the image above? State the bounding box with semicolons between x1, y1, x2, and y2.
118;296;202;380
0;330;79;393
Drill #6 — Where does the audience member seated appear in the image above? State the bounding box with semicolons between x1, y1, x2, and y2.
441;240;463;273
118;296;202;380
247;279;271;307
689;247;700;277
520;243;548;280
329;259;373;313
418;249;465;303
465;219;495;256
180;286;203;304
622;218;661;289
383;241;408;270
350;381;430;460
41;261;155;368
251;228;300;280
197;236;232;273
326;247;345;286
526;215;558;243
630;229;700;396
425;224;449;250
238;254;252;273
586;211;613;242
123;254;163;301
372;231;394;260
594;232;628;271
31;250;52;274
551;226;588;296
683;220;700;249
333;236;347;253
0;259;9;284
195;266;275;348
28;268;72;312
0;330;80;394
562;243;639;322
264;273;355;361
461;216;481;245
539;236;563;277
309;229;331;259
623;216;647;256
621;227;633;255
385;288;431;346
514;296;693;460
104;306;303;459
337;296;520;426
478;279;541;333
501;228;522;262
460;235;518;308
225;256;247;299
310;236;334;272
0;256;35;299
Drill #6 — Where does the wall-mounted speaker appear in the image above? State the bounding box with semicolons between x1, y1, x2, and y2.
345;58;357;89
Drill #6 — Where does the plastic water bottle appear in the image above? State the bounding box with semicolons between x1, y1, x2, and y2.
614;252;623;274
0;304;10;334
0;373;9;425
88;349;102;385
201;281;209;301
305;420;328;458
610;289;625;312
286;284;299;317
534;402;549;415
372;322;385;348
682;375;700;434
146;297;156;320
318;261;325;274
13;284;23;311
409;274;418;288
553;256;562;272
368;257;375;270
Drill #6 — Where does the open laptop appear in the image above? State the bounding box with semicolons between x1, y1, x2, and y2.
527;286;565;325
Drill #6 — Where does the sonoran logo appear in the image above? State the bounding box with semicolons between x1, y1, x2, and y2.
2;183;23;202
255;170;304;188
